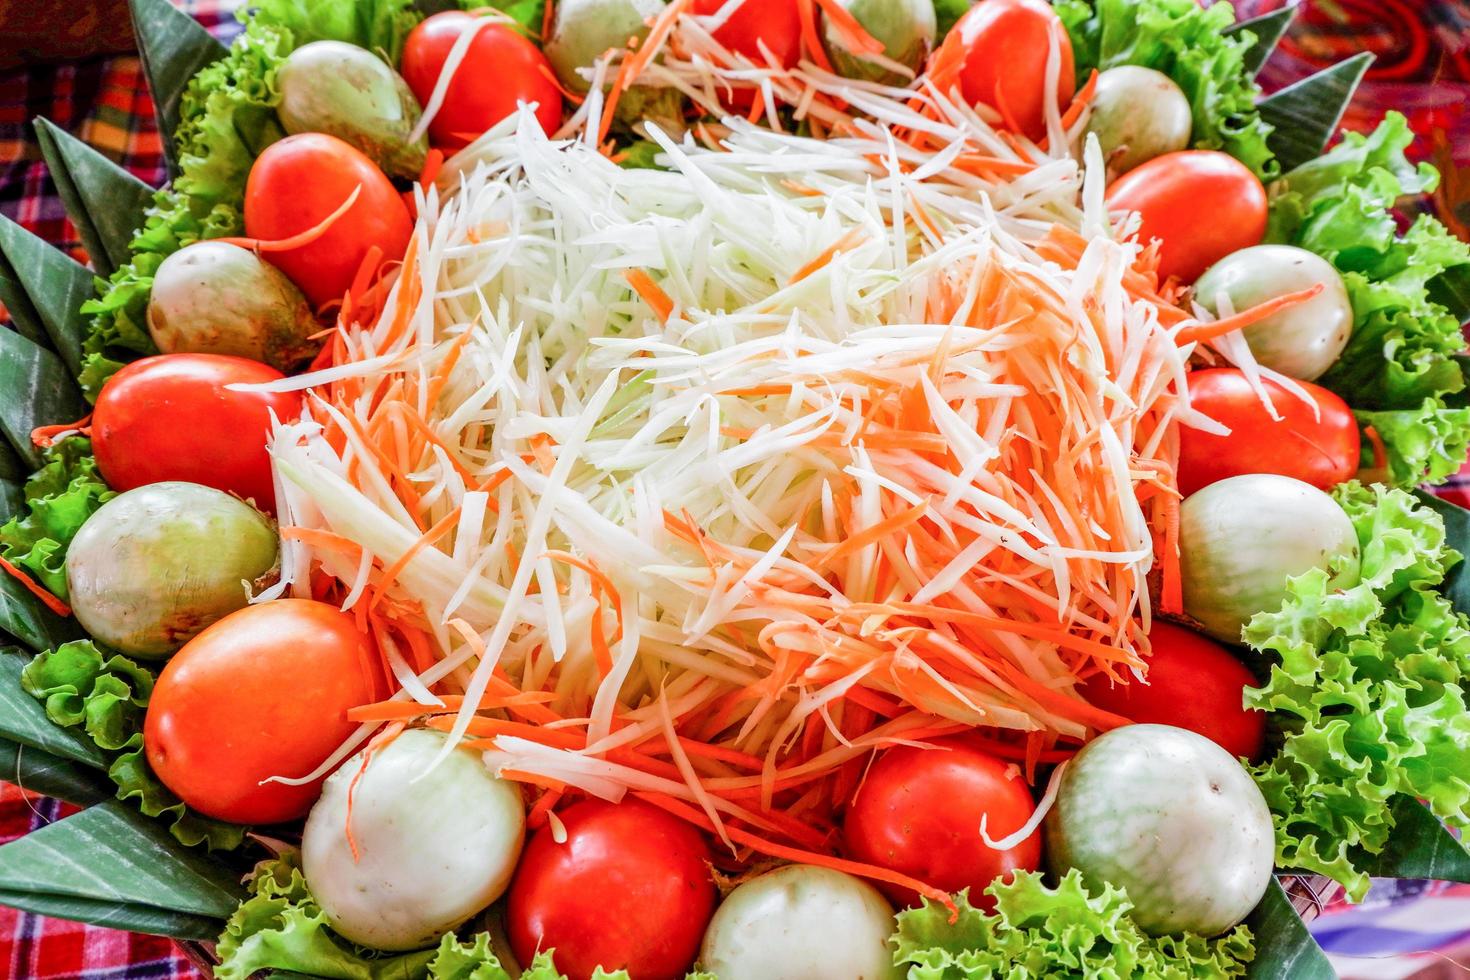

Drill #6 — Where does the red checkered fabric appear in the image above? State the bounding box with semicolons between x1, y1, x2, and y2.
0;0;241;255
0;784;199;979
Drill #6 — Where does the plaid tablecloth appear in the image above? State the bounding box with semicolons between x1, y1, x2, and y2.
2;1;1470;977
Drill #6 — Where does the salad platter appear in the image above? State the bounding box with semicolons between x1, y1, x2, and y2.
0;0;1468;976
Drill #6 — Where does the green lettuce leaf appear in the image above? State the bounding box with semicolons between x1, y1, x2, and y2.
0;438;113;601
934;0;972;39
1244;482;1470;901
1055;0;1277;180
462;0;546;35
20;639;244;850
891;871;1255;978
1357;400;1470;488
77;19;291;399
247;0;422;63
428;932;562;980
218;856;715;979
216;855;437;980
1267;114;1470;485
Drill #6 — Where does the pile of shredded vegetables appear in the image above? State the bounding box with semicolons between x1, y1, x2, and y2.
249;22;1306;883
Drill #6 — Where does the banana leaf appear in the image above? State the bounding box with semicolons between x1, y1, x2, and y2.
0;738;114;807
0;269;50;352
0;646;106;769
1225;6;1296;77
32;118;156;280
0;888;224;940
1429;264;1470;326
0;799;245;923
1415;490;1470;617
0;438;25;521
1258;53;1374;172
0;577;82;655
1244;879;1334;980
1352;797;1470;883
0;214;94;377
128;0;228;174
0;326;86;469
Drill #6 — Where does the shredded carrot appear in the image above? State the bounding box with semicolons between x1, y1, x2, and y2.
1058;69;1099;131
0;557;71;617
30;415;92;449
1176;284;1325;346
1159;491;1183;615
1363;424;1388;474
796;0;835;75
527;786;562;829
418;149;445;194
211;184;363;254
788;228;867;285
632;791;958;918
537;60;587;106
812;0;885;56
624;268;676;322
367;507;462;611
345;722;404;862
272;82;1211;883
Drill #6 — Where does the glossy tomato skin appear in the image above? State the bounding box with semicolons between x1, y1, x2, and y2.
92;354;299;514
1078;621;1266;760
507;799;715;980
401;12;562;149
1106;150;1267;283
693;0;803;70
842;737;1041;908
244;133;411;309
949;0;1075;141
145;599;388;825
1179;369;1360;497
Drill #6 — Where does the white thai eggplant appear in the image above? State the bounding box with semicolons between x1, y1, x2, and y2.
1085;66;1193;175
147;242;319;370
1044;724;1275;936
545;0;684;131
276;40;427;178
1194;244;1354;382
823;0;937;85
301;729;526;951
699;864;901;980
66;482;279;658
1179;473;1360;643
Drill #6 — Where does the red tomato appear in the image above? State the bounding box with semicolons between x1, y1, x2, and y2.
507;799;715;980
92;354;299;514
1179;369;1360;496
693;0;803;70
1106;150;1268;283
244;133;412;309
842;737;1040;908
401;12;563;150
947;0;1076;141
1079;622;1266;759
145;600;387;824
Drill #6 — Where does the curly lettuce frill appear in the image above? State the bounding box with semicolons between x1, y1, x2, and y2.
215;855;712;980
1056;0;1278;180
892;871;1255;979
1244;482;1470;900
0;438;112;601
20;639;244;850
76;19;291;398
1267;114;1470;486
